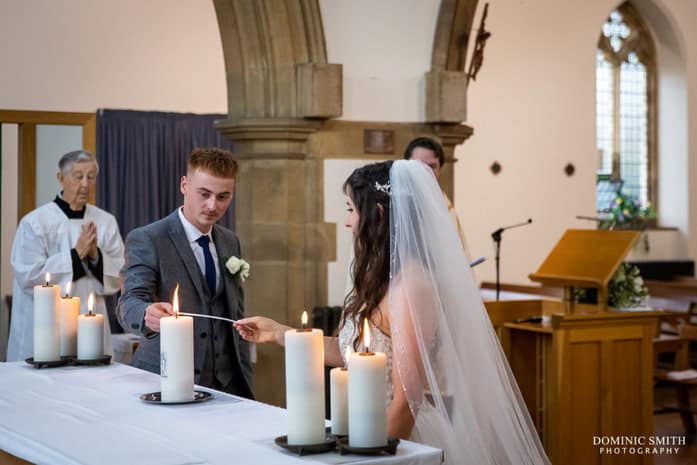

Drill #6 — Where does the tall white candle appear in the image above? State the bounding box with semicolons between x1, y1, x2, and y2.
33;273;61;362
348;319;387;447
285;311;325;445
59;282;80;357
77;293;104;360
330;346;352;435
160;285;194;403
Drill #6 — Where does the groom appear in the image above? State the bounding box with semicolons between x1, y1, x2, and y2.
117;147;253;398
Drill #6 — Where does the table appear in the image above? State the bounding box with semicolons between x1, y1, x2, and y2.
479;289;557;302
0;362;442;465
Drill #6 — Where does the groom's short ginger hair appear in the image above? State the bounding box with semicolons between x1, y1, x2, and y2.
187;147;238;179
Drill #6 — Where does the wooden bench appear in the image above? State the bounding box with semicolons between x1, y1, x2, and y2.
654;323;697;442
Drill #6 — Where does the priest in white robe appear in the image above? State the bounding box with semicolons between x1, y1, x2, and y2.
7;150;125;361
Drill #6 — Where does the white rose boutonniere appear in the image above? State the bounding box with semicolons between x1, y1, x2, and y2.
225;256;250;283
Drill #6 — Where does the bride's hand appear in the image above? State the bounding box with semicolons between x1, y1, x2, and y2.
234;317;289;346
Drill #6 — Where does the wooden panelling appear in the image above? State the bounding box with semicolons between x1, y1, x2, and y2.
82;113;97;205
569;342;601;465
612;340;642;436
488;299;659;465
17;123;36;220
1;110;96;220
0;110;94;126
508;329;540;419
569;325;643;342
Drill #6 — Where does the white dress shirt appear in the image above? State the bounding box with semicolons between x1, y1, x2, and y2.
178;207;221;291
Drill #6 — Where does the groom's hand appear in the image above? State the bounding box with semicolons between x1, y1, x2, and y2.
144;302;174;332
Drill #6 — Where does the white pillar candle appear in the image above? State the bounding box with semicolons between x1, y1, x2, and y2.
160;285;194;403
330;345;352;436
77;293;104;360
330;367;349;435
348;320;388;448
33;273;61;362
59;282;80;357
285;311;325;445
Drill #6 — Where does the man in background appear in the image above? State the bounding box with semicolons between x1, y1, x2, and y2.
404;137;467;247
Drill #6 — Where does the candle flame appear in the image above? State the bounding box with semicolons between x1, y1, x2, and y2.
301;310;308;327
65;281;72;297
45;272;51;285
345;345;353;364
87;292;95;314
173;284;180;316
362;318;371;352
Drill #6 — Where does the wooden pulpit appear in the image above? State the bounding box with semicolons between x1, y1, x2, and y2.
485;229;661;465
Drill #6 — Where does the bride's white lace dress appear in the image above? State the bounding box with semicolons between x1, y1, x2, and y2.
338;317;394;403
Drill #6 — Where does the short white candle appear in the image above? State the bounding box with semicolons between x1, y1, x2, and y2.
59;282;80;357
33;273;61;362
330;346;352;435
285;311;325;445
77;293;104;360
348;319;387;447
160;285;194;403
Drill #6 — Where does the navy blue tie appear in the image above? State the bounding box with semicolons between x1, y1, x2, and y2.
196;235;216;296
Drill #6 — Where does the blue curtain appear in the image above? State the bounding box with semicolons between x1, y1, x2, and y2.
96;109;235;238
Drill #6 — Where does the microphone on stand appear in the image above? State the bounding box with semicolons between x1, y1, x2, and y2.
576;215;615;230
575;215;602;223
491;218;533;301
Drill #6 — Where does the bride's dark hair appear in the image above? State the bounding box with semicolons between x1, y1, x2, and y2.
340;160;393;350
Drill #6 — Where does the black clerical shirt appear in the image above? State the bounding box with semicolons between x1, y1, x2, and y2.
53;195;104;284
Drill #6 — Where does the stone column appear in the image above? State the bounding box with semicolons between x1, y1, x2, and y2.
214;0;478;407
217;118;337;406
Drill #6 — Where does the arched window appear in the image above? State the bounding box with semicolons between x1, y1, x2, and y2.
595;2;656;212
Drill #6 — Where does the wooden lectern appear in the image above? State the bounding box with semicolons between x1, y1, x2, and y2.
485;229;661;465
529;229;640;312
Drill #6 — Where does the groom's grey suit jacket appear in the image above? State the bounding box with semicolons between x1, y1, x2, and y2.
116;210;253;398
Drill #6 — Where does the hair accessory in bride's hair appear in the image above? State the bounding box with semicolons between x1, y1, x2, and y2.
374;181;391;195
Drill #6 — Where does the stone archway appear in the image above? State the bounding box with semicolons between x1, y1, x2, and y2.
213;0;477;406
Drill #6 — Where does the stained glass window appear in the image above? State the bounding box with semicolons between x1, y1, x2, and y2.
595;3;655;212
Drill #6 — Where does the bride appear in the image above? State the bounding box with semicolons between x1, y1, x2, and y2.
234;160;550;464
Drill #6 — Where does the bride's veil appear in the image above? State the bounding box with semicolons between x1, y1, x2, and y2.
388;160;549;465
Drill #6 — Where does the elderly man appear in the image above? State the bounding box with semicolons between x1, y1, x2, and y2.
7;150;124;361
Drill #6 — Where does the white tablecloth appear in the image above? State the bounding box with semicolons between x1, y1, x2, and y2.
0;362;442;465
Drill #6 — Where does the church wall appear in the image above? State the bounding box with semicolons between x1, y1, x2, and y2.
319;0;439;123
455;0;696;285
319;0;441;304
676;0;697;272
0;0;227;114
319;0;697;290
1;0;694;309
0;0;228;317
633;0;689;237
